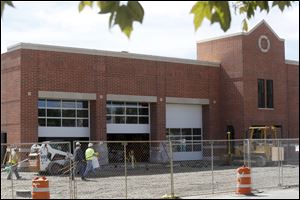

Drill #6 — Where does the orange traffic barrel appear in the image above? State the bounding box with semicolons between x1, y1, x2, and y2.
236;165;252;195
32;176;50;199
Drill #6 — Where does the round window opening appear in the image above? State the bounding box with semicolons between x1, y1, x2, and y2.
258;35;270;53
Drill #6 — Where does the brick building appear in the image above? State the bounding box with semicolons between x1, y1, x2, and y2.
1;20;299;160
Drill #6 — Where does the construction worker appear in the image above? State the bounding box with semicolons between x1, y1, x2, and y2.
128;150;136;169
7;147;22;180
82;143;99;180
73;142;85;180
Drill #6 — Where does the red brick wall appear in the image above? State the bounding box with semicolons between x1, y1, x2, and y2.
198;22;299;139
287;64;299;138
197;35;244;139
3;49;218;143
242;23;288;138
20;50;39;142
1;50;22;143
205;67;221;139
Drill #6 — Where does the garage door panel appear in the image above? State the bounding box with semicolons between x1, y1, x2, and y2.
166;104;202;128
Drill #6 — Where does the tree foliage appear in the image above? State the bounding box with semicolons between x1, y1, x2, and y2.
1;1;14;17
1;1;296;38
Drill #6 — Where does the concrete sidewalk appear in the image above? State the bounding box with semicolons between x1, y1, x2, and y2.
182;187;299;199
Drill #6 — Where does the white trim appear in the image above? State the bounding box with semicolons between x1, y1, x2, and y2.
7;43;220;67
166;97;209;105
38;91;96;100
197;20;284;43
285;60;299;66
197;32;245;43
258;35;270;53
107;94;157;102
237;184;252;188
258;108;274;110
107;124;150;134
32;188;49;192
247;20;284;41
237;174;251;178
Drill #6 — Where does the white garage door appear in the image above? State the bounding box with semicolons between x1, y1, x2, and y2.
166;103;203;161
166;104;202;128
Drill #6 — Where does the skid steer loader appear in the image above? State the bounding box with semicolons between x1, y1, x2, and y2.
228;126;281;167
28;142;73;175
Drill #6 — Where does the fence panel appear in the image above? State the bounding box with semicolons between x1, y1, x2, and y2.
73;141;125;199
210;140;245;194
1;142;72;199
248;139;299;191
281;139;299;187
126;141;171;199
171;140;213;197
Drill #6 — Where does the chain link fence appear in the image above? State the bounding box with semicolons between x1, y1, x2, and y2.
1;142;72;199
1;139;298;199
249;139;299;191
72;141;172;199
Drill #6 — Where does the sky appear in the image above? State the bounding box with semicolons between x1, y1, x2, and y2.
1;1;299;61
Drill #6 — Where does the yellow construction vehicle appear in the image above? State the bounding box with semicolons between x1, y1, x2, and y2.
229;126;281;167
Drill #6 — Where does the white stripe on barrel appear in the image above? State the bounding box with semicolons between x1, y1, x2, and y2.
32;188;49;192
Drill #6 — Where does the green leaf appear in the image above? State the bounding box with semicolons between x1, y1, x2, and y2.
127;1;144;23
97;1;119;14
257;1;270;12
78;1;94;12
239;6;247;14
212;1;231;31
246;5;255;18
123;26;133;38
114;5;134;38
190;2;212;31
272;1;292;12
1;2;5;17
1;1;14;18
242;19;248;31
5;1;14;7
108;12;115;28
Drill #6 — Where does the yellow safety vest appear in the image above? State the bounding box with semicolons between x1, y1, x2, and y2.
8;151;19;165
85;148;95;161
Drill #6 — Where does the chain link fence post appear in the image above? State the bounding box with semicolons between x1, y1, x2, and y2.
67;141;73;199
169;140;175;198
279;140;284;186
123;142;128;199
243;140;246;166
277;139;281;186
10;146;14;199
73;141;77;200
247;139;251;168
211;141;214;194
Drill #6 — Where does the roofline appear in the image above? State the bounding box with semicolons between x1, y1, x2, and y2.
197;20;285;43
285;60;299;65
197;32;245;43
7;43;220;67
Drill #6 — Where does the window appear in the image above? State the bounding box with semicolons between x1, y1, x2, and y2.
258;79;273;108
166;128;202;152
266;80;273;108
258;79;265;108
106;101;149;124
38;99;89;127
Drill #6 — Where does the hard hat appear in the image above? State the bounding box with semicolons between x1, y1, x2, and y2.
88;143;93;147
76;142;81;146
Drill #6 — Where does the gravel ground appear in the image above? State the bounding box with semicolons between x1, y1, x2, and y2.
1;164;298;199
